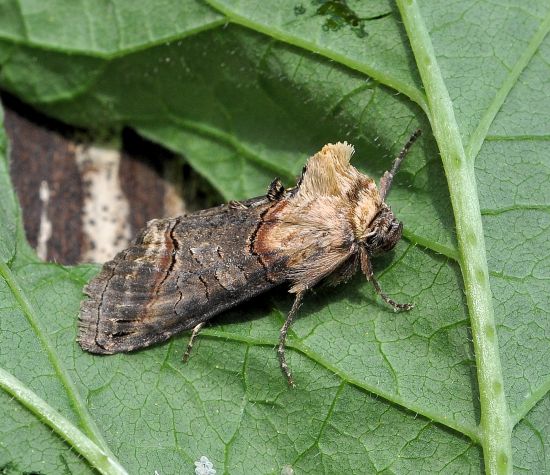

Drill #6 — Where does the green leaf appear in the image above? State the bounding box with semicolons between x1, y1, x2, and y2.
0;1;549;474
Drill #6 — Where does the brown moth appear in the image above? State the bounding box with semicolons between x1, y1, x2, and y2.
78;130;421;386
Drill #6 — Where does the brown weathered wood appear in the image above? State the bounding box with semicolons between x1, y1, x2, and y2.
3;93;205;265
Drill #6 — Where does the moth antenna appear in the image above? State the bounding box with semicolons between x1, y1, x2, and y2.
379;128;422;201
278;291;305;388
182;322;206;363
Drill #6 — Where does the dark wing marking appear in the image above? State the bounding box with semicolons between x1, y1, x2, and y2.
78;199;285;354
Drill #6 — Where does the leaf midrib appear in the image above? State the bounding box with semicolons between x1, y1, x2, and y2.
395;1;527;473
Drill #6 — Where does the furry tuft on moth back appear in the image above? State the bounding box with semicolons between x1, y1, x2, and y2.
78;129;422;387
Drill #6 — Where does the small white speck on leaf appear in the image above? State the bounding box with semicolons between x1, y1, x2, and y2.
195;456;216;475
281;464;294;475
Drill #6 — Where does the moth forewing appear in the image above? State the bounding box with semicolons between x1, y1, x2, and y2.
78;199;285;354
78;130;421;387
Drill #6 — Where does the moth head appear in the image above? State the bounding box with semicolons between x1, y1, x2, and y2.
362;204;403;255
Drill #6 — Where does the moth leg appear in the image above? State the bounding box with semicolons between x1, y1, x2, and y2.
182;322;206;363
267;178;285;201
278;291;305;388
362;252;413;311
229;200;248;209
370;276;413;312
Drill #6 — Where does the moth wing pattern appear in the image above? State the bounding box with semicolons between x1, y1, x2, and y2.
78;198;283;354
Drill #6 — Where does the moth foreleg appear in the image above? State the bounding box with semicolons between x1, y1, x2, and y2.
267;178;285;201
370;276;413;312
182;322;206;363
362;253;413;311
278;291;305;388
229;200;248;209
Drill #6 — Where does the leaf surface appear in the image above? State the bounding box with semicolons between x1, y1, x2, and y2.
0;1;549;473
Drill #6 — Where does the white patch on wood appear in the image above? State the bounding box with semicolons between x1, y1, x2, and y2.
36;180;52;260
75;145;131;263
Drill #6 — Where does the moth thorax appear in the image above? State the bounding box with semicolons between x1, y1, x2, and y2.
351;187;382;240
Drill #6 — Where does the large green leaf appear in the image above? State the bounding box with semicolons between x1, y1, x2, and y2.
0;1;549;474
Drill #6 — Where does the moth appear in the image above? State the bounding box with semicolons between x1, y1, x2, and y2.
78;130;421;386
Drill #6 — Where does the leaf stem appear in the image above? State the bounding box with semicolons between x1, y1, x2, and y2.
396;1;512;474
0;367;128;475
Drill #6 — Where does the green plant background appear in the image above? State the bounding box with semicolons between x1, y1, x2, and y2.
0;1;549;474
